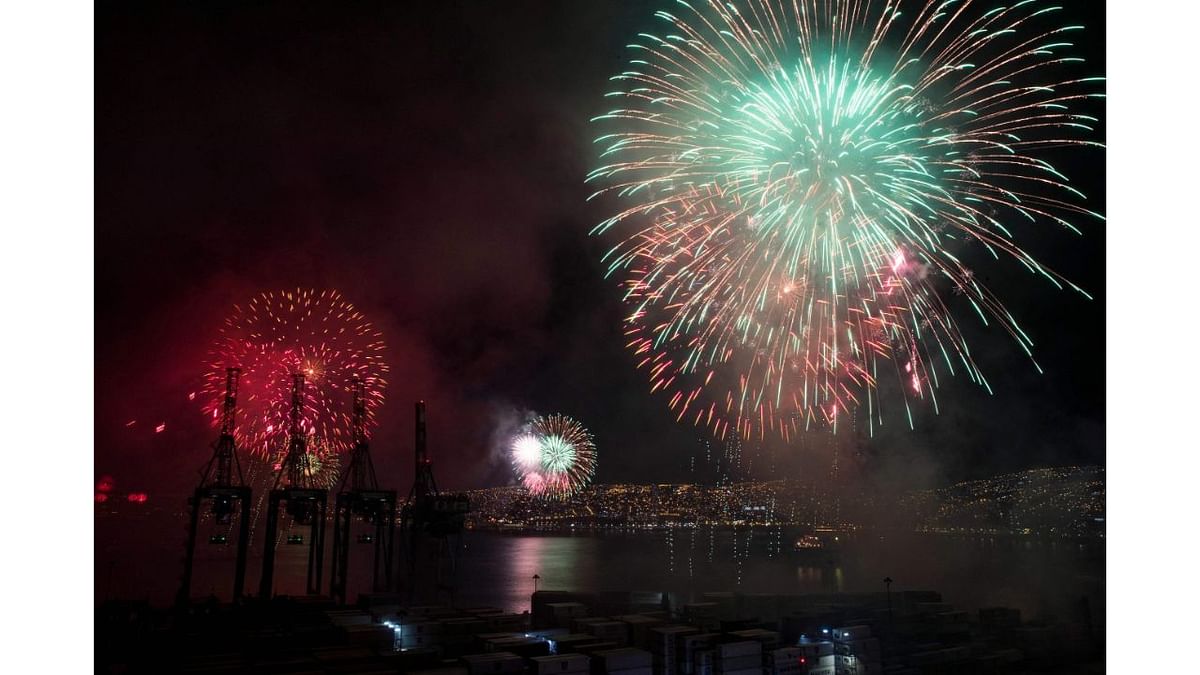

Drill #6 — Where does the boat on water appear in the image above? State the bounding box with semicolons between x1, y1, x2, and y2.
792;531;842;565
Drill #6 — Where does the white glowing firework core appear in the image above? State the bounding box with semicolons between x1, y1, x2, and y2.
512;434;542;468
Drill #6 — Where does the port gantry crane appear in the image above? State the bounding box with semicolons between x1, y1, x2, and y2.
329;378;397;604
178;367;253;604
259;373;329;598
399;400;469;604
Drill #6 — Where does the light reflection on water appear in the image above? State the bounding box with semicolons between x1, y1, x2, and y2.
454;529;1103;622
97;511;1103;625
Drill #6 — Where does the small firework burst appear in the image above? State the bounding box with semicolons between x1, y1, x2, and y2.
511;414;597;499
268;437;343;490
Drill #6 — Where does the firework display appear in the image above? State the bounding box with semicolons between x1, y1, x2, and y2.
268;438;343;490
588;0;1103;440
511;414;597;499
201;289;388;456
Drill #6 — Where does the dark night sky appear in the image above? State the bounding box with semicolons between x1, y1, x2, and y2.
96;1;1104;496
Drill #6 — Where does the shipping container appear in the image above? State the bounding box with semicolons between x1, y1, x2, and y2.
728;628;780;650
575;641;620;655
832;626;871;642
531;653;591;675
489;637;551;658
713;653;761;671
832;638;879;659
715;641;760;659
479;633;524;650
767;646;835;673
586;621;631;645
461;651;527;675
593;647;653;671
547;603;589;617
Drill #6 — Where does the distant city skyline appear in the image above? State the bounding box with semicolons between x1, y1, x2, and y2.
464;466;1105;539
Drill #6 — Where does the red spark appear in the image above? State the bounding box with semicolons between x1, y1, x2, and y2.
200;289;389;457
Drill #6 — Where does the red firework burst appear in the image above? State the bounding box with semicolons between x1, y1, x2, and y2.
201;289;388;456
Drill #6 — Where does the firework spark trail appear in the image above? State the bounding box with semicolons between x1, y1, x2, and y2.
201;289;388;457
268;437;344;491
511;414;598;499
588;0;1103;441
